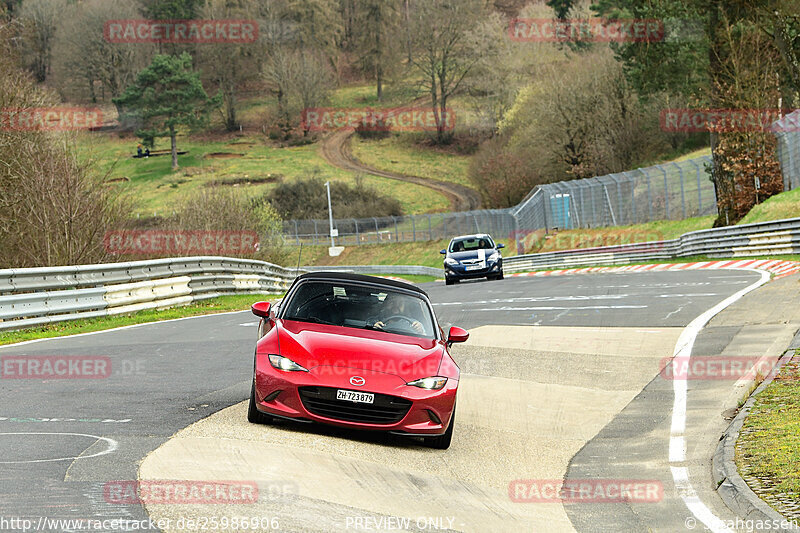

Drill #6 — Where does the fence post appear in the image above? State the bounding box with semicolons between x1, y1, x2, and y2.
313;220;318;245
643;168;653;221
428;214;433;240
393;216;399;241
294;220;299;245
658;165;669;219
354;219;360;245
672;162;686;219
373;217;379;243
687;158;702;214
412;216;417;242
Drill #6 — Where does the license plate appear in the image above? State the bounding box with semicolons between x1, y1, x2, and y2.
336;390;374;404
465;264;484;271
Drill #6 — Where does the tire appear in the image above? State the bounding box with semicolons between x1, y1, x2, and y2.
445;278;454;286
425;404;455;450
247;380;272;424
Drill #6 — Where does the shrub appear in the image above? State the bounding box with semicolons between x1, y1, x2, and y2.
263;176;403;220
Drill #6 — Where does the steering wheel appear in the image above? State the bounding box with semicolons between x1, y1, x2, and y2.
383;315;415;326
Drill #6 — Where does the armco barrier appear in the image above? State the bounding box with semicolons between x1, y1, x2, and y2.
0;257;302;332
301;265;443;278
1;217;798;332
503;217;800;272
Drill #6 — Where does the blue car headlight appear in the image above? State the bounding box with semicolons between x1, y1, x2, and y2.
488;252;501;262
444;258;458;266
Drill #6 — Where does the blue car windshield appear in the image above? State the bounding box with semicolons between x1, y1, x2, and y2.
449;237;495;253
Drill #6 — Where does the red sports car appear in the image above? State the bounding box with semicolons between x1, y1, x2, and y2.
247;272;468;449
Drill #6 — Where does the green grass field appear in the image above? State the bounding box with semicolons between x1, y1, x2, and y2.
350;134;473;188
81;132;448;216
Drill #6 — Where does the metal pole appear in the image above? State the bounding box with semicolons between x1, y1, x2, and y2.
659;165;669;219
687;158;702;214
325;181;335;247
671;162;686;219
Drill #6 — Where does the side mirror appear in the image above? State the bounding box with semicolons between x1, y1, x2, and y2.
447;326;469;344
251;301;272;318
440;249;447;255
496;243;505;249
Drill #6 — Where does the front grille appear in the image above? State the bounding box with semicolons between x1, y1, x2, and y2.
298;386;412;425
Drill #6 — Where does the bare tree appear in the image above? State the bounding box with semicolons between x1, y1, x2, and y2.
18;0;66;82
354;0;401;100
0;22;132;267
294;50;335;135
408;0;483;143
197;0;266;131
51;0;152;102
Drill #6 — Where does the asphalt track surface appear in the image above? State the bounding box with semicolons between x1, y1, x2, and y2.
0;269;767;531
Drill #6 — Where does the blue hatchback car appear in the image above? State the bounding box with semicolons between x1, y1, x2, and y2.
440;234;505;285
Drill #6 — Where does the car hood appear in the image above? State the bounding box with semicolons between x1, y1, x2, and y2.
448;249;494;261
277;320;444;382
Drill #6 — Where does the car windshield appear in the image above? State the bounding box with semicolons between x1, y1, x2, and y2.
281;280;436;339
449;237;495;253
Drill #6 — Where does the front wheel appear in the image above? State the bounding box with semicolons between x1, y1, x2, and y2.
425;404;455;449
247;380;272;424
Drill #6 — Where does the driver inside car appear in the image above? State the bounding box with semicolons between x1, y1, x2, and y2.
372;293;425;335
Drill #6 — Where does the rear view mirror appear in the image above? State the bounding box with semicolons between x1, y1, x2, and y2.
440;249;447;254
251;301;272;318
447;326;469;344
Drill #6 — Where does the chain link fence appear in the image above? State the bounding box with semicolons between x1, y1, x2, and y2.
282;155;716;250
774;110;800;192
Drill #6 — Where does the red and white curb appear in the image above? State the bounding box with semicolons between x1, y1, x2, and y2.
509;259;800;279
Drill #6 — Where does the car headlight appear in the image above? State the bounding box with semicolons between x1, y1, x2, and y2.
268;354;308;372
444;258;458;266
407;376;448;390
488;252;501;262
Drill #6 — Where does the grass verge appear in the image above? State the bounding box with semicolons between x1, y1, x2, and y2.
0;293;280;346
736;353;800;513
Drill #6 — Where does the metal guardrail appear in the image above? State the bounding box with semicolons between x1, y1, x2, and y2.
0;257;303;332
301;265;443;278
503;217;800;272
2;217;798;332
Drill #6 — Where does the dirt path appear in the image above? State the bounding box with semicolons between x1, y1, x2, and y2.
319;127;482;212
